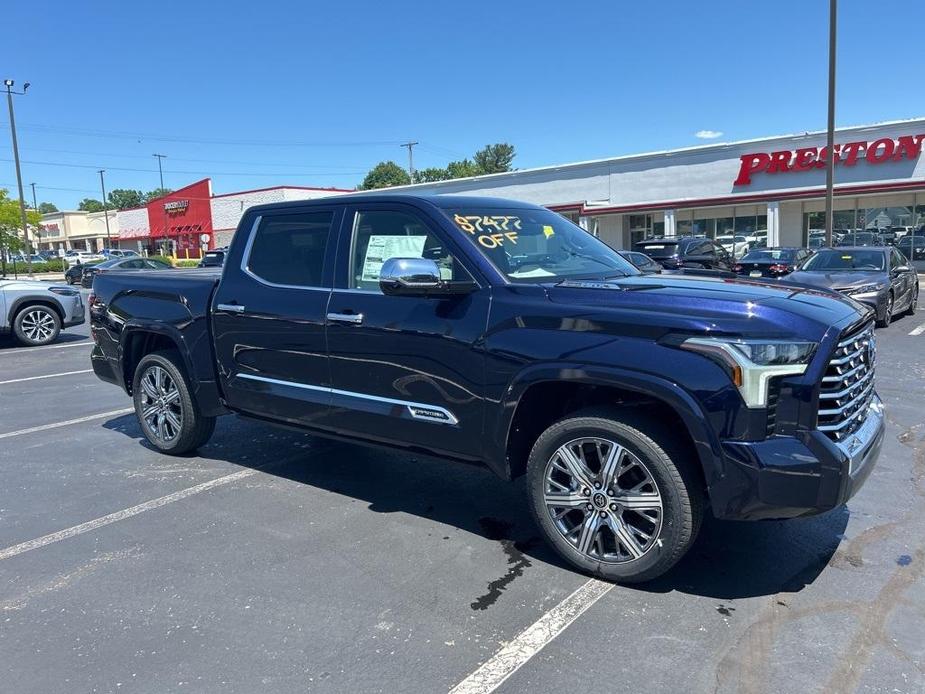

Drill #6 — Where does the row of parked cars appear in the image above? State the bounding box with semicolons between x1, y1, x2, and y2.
623;237;919;328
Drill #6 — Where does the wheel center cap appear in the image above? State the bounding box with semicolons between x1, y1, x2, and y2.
592;492;608;510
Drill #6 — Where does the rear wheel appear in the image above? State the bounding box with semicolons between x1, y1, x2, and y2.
526;408;702;583
12;305;61;346
132;351;215;455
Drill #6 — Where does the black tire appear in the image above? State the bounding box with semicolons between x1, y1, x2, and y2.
132;350;215;455
526;407;703;583
12;304;61;346
906;286;918;316
876;292;893;328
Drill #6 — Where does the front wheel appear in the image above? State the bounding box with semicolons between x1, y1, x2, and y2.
13;305;61;346
526;408;702;583
876;292;894;328
132;351;215;455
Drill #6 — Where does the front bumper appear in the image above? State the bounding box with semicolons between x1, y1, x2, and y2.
838;289;888;316
62;294;86;327
710;394;884;520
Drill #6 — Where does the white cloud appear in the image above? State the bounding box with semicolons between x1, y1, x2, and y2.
695;129;724;139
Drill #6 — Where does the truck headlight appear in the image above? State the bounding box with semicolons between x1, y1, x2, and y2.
680;338;816;408
845;283;885;296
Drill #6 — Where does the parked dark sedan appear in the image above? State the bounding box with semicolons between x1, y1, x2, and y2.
81;257;172;288
633;237;733;271
618;250;662;274
897;235;925;261
197;248;227;268
784;247;918;327
836;231;883;247
733;247;811;278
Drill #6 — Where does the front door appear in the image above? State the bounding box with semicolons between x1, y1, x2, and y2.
211;208;341;429
325;204;490;460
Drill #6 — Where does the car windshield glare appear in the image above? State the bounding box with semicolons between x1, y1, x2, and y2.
801;249;885;271
445;208;638;282
741;250;792;262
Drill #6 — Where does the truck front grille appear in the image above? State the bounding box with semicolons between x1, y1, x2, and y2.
817;322;876;441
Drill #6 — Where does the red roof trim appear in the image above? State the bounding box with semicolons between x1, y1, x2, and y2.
211;184;354;199
569;179;925;215
545;201;585;212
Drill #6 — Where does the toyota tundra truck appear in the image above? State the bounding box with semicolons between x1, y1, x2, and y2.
89;194;884;582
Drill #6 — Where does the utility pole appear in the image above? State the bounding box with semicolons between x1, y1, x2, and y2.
400;141;418;182
153;153;166;190
30;182;39;254
823;0;837;247
4;79;33;277
98;169;112;249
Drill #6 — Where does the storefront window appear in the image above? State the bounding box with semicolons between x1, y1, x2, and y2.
857;207;912;231
676;219;693;236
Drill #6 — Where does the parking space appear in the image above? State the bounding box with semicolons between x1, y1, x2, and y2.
1;300;924;693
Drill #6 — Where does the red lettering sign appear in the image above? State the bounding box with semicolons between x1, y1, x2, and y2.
734;134;924;185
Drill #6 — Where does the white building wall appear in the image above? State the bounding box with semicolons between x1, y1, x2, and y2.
779;202;804;246
596;215;624;249
210;187;347;247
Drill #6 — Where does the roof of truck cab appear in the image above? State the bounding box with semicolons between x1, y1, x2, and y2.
244;193;544;214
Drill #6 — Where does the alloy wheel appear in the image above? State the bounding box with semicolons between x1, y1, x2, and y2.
543;437;663;563
139;365;183;442
21;309;57;343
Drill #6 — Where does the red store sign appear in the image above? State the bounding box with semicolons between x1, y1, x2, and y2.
734;134;925;186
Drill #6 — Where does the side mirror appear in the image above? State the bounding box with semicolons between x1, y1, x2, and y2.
379;257;476;297
894;265;910;273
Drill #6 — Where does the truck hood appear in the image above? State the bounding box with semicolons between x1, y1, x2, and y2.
539;273;866;339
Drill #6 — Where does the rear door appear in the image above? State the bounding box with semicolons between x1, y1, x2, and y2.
890;247;913;308
211;207;341;428
324;203;490;459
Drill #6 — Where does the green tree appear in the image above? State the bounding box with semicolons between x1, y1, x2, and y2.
38;202;58;213
78;198;105;212
413;167;452;183
108;188;145;210
446;159;481;179
0;189;42;270
144;187;174;201
473;143;515;174
361;161;411;190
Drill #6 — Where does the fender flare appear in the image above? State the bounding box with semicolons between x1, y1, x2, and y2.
489;362;724;485
8;294;66;324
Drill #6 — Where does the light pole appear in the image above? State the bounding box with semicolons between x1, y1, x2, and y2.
153;153;166;190
823;0;837;247
98;169;112;249
4;79;33;277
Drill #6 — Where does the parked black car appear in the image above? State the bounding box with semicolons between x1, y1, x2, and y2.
81;257;172;288
633;237;733;271
619;250;662;274
198;248;227;268
784;246;918;327
897;235;925;261
836;231;882;247
733;247;811;278
90;193;882;584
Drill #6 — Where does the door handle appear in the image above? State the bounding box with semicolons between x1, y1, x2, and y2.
217;303;245;313
326;312;364;325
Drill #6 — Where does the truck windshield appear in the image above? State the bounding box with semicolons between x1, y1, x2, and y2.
445;208;637;282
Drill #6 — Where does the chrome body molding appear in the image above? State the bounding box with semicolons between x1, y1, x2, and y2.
234;372;459;425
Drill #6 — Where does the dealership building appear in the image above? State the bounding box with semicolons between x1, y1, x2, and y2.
384;117;925;251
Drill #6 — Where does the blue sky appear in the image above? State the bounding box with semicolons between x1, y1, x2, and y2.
3;0;923;209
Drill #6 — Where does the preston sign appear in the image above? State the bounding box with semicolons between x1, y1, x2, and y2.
734;134;925;186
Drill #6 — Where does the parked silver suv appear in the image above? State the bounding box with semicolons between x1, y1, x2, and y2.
0;279;85;346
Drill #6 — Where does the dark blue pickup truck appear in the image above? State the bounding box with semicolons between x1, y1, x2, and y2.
89;194;884;582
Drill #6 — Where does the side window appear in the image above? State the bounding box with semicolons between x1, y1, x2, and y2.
246;211;334;287
699;243;715;256
349;210;469;292
892;248;906;267
122;259;145;269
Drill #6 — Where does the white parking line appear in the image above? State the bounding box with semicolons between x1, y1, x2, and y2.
0;408;133;440
448;579;613;694
909;322;925;336
0;369;92;385
0;340;92;356
0;469;256;561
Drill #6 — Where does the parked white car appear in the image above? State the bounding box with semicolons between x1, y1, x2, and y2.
65;251;104;266
715;235;752;256
0;279;85;346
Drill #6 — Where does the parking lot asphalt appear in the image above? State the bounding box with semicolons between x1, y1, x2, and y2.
1;291;924;694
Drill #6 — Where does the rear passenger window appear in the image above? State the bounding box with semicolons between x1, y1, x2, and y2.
246;212;333;287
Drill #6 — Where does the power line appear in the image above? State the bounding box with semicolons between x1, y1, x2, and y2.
399;141;418;180
0;157;364;177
